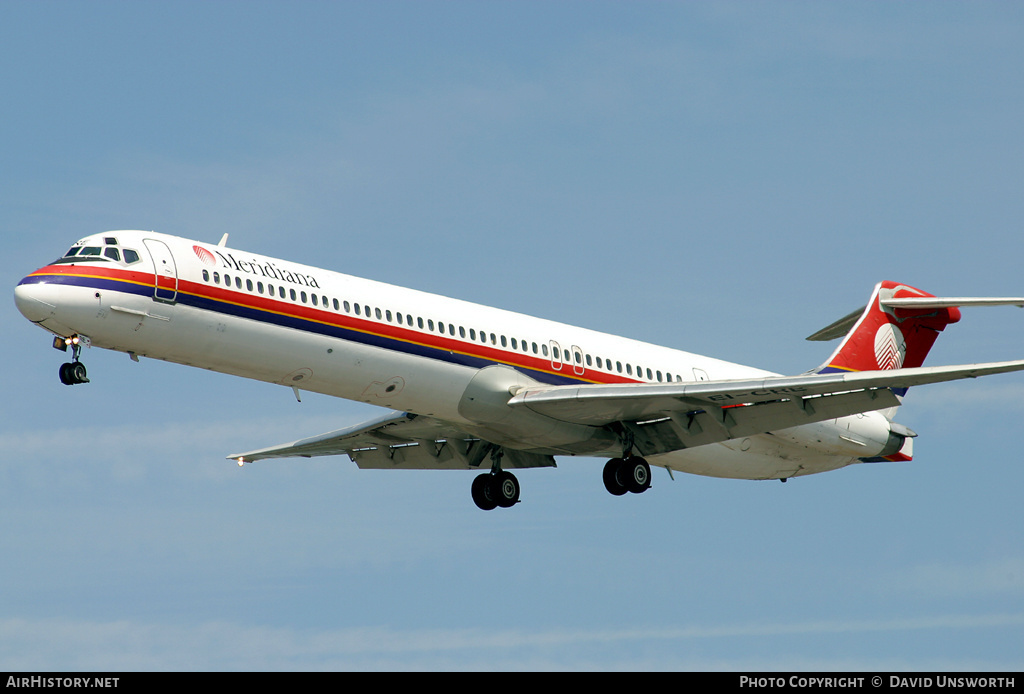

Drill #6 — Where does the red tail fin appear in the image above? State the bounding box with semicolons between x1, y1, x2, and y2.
817;281;962;375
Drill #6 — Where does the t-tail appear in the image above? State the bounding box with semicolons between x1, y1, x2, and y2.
806;281;1024;461
810;282;964;383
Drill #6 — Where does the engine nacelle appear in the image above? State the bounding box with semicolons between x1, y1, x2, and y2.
457;365;615;454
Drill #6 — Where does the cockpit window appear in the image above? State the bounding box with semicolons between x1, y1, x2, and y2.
55;243;142;266
104;237;118;245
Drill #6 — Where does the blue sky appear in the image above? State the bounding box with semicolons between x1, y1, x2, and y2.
3;1;1024;671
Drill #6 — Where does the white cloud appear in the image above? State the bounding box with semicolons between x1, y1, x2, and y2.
3;613;1022;671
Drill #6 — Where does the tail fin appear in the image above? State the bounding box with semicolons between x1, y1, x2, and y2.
810;282;963;379
808;281;1024;438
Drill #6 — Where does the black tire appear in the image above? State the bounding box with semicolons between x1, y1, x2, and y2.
603;458;628;496
493;471;520;508
69;362;88;384
623;457;651;494
471;473;498;511
58;363;74;385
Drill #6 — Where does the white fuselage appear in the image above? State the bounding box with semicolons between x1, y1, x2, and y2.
15;230;897;480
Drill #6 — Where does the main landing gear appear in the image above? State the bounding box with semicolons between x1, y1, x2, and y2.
602;456;652;496
55;335;90;385
471;470;521;511
471;447;521;511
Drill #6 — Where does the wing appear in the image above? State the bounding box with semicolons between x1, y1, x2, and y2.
507;360;1024;456
230;360;1024;466
228;410;556;470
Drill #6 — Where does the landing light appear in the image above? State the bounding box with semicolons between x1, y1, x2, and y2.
237;458;245;467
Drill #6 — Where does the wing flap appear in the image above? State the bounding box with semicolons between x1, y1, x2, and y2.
508;360;1024;427
622;388;901;456
228;410;556;470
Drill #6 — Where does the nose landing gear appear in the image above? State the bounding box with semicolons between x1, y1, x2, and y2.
55;335;90;385
59;361;89;385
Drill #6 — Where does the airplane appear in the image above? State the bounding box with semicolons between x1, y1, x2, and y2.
14;230;1024;510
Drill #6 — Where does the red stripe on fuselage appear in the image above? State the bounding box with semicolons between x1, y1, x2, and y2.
28;263;642;387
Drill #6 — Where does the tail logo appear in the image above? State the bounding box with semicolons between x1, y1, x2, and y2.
874;323;906;370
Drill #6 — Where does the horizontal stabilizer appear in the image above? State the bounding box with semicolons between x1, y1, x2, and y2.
881;297;1024;309
806;306;865;342
809;292;1024;342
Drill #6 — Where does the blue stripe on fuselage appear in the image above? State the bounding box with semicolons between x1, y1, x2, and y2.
21;271;592;387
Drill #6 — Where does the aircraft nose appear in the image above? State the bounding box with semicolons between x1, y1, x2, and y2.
14;279;59;323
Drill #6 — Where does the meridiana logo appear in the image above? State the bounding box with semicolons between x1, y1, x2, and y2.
193;245;217;266
874;322;906;370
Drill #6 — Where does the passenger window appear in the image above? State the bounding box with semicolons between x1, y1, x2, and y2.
501;335;507;347
470;329;476;340
586;354;592;366
656;371;662;382
511;338;517;350
333;298;340;311
542;344;548;357
532;342;538;354
397;313;403;325
301;291;307;303
428;319;434;331
203;270;210;282
354;304;361;315
344;301;351;313
459;326;466;338
235;277;242;289
626;364;632;375
247;279;253;292
417;317;424;329
213;272;220;283
311;294;318;306
290;288;296;301
258;282;264;294
375;308;382;320
616;361;622;373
